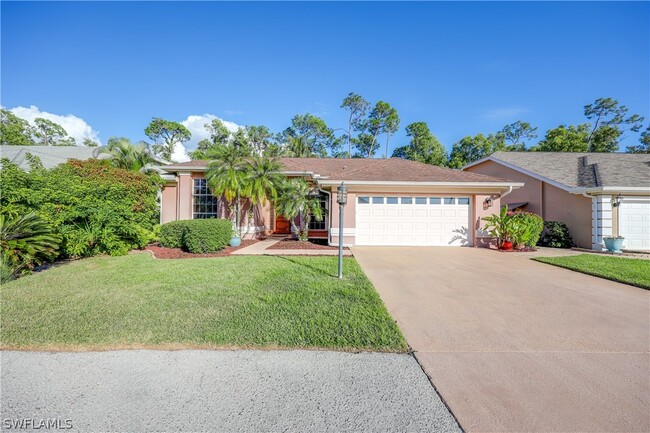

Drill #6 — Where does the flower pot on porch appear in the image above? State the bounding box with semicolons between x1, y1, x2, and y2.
500;241;513;251
603;237;624;253
230;236;241;247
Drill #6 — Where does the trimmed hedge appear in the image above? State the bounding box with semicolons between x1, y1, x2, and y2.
159;221;187;248
159;219;232;253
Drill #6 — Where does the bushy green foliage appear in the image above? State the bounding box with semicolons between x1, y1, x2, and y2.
482;205;515;244
159;219;232;253
0;158;161;260
159;220;187;248
182;219;232;253
538;221;574;248
508;211;544;247
0;212;61;275
0;256;15;284
483;206;544;248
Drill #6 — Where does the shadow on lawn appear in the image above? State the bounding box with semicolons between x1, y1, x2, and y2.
272;255;344;279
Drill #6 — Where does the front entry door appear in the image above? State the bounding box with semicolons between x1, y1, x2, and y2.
274;212;291;234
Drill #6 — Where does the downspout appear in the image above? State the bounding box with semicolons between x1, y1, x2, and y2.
499;186;513;200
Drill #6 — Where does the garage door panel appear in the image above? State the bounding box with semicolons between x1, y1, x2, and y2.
619;199;650;250
355;196;472;246
357;209;371;218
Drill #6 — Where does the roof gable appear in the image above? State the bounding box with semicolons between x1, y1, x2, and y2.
465;152;650;189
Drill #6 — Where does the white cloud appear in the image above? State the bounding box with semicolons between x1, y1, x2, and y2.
171;142;191;163
480;107;529;122
173;114;242;162
8;105;101;145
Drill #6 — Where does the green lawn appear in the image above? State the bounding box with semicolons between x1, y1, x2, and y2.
533;254;650;289
1;253;407;352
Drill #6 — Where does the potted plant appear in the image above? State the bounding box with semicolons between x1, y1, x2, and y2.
482;206;517;250
228;224;241;247
603;235;625;253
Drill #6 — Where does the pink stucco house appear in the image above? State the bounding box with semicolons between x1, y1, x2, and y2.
160;157;521;247
464;152;650;251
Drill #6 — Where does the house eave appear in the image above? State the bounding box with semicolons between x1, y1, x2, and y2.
571;186;650;196
317;180;524;188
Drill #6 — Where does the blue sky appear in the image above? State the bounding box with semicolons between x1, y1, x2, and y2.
2;1;649;159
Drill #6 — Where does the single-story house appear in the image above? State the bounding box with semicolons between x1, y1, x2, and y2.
464;152;650;251
160;157;523;247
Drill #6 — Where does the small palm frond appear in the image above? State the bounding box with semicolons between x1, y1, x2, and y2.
0;212;61;271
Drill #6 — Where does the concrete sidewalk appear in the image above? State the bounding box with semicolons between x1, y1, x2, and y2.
1;350;461;433
232;238;353;256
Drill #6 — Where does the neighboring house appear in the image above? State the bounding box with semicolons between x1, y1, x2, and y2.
464;152;650;251
0;145;111;170
160;157;522;247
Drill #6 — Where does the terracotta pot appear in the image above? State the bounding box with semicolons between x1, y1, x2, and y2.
500;241;513;251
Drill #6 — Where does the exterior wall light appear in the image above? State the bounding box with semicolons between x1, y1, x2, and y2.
610;194;623;208
484;196;494;209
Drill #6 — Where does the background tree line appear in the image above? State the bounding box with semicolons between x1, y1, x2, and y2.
2;96;648;167
0;109;100;147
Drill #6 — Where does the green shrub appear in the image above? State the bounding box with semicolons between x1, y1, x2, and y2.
0;256;15;284
0;158;161;259
159;221;187;248
539;221;573;248
0;212;61;276
182;219;232;253
509;211;544;247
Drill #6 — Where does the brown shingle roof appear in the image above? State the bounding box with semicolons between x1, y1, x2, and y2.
165;157;512;183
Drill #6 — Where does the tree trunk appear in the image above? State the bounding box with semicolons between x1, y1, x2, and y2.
385;133;391;159
236;194;241;236
347;114;353;158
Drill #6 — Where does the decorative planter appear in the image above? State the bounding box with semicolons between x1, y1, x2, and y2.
603;237;624;253
229;237;241;247
500;241;513;251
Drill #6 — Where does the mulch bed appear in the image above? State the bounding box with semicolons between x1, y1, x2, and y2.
267;238;349;251
492;246;538;253
146;240;258;259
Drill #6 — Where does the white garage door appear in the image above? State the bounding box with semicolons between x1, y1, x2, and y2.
355;196;472;246
619;198;650;250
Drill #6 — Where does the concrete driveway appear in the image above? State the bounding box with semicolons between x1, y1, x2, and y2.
353;247;650;433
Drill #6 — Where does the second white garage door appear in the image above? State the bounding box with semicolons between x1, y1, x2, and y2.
619;198;650;250
355;196;472;246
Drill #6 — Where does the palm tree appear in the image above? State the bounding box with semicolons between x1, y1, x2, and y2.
206;146;248;234
245;156;283;205
274;178;324;241
95;138;159;172
0;212;61;278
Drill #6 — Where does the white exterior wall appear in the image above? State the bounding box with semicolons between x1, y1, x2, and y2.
592;195;613;251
